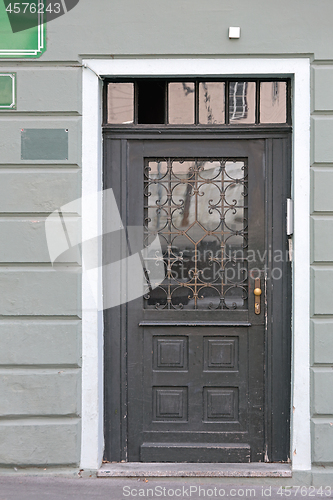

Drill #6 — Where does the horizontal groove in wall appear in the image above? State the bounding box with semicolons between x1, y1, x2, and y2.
311;366;333;372
311;111;333;116
0;265;81;271
311;317;333;322
0;212;80;218
311;214;333;219
0;61;81;68
0;364;81;369
0;367;80;374
311;261;333;265
0;317;80;323
0;417;80;425
0;264;81;268
0;316;81;321
311;314;333;321
311;164;333;169
311;211;333;216
0;414;80;421
311;115;333;120
0;166;80;173
0;115;80;122
311;165;333;170
312;62;333;67
0;464;80;470
311;364;333;369
0;112;81;117
311;417;333;423
311;264;333;270
5;163;80;168
0;466;80;472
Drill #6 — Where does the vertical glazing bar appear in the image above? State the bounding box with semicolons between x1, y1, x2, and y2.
286;80;292;125
103;81;108;124
225;81;230;125
256;80;260;124
134;81;138;125
164;81;168;125
195;81;199;125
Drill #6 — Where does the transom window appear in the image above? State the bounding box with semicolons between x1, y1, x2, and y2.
104;79;290;126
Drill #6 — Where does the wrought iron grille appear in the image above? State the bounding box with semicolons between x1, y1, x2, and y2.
143;158;248;310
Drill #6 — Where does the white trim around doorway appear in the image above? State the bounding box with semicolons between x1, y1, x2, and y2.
81;58;311;471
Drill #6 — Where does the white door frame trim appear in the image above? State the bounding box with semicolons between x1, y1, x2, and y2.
81;57;311;471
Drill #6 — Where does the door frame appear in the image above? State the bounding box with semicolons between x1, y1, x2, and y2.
103;133;290;463
81;58;310;471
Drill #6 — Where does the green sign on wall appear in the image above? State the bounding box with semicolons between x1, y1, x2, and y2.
0;73;16;108
0;1;46;58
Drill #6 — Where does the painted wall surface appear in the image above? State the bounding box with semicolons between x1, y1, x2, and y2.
311;65;333;484
0;0;332;481
0;64;82;466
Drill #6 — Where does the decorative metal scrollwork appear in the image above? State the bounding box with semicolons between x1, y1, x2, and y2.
143;158;248;310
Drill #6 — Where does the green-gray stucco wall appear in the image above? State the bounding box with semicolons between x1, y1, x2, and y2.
0;0;333;482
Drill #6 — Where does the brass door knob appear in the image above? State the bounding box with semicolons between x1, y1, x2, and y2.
254;278;261;314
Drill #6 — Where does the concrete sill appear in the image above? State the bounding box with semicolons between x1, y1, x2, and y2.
97;463;292;478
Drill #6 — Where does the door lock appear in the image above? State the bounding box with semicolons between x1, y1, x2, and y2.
254;278;262;315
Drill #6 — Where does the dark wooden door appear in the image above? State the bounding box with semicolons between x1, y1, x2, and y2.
104;136;291;463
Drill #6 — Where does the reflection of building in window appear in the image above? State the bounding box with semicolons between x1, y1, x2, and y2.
229;82;248;121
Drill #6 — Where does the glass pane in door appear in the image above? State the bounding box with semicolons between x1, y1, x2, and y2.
144;158;248;310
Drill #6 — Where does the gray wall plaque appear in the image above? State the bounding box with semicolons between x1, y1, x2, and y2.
21;129;68;161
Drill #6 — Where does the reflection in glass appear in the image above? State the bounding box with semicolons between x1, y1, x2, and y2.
168;83;195;124
199;82;225;124
144;158;248;310
107;83;134;124
229;82;255;124
260;82;287;124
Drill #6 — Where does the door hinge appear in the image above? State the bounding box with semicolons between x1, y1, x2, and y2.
286;198;294;236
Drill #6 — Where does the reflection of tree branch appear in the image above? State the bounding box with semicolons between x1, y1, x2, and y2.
181;160;206;226
181;177;193;226
202;82;213;124
272;81;279;104
182;82;195;96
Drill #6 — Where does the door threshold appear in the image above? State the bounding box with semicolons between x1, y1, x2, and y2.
97;463;292;478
